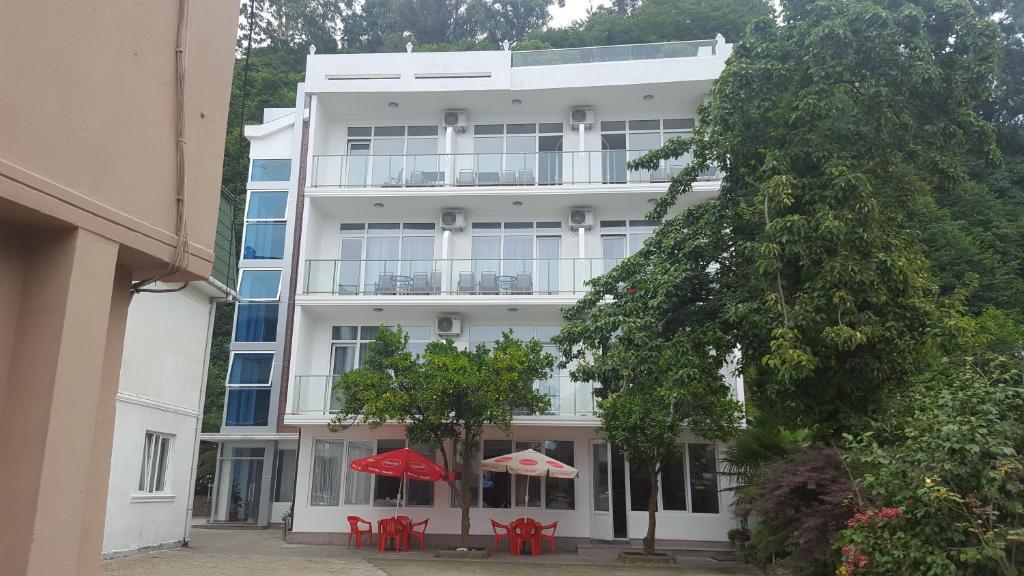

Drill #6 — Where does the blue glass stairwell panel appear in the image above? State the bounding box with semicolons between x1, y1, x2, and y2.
225;388;271;426
234;303;279;342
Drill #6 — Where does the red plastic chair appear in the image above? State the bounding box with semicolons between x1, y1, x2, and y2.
406;518;429;550
378;518;406;552
491;519;511;553
535;521;558;554
511;519;539;556
347;515;373;549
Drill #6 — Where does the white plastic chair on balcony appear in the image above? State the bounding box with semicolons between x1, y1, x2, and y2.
457;170;476;186
517;169;535;185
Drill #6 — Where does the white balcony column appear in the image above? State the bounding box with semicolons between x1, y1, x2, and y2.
441;229;451;292
444;126;454;186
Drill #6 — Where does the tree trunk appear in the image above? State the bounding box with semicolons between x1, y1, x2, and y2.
459;433;472;546
643;461;659;555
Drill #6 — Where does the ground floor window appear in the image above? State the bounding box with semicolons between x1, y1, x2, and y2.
628;443;720;514
310;438;437;507
274;449;297;502
139;432;173;493
456;439;575;510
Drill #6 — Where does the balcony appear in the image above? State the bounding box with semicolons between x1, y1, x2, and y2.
289;374;596;418
303;258;618;297
511;40;718;67
309;150;720;189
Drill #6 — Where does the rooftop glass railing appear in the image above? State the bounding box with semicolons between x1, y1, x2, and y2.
309;150;721;188
303;258;621;297
290;374;595;417
510;40;718;67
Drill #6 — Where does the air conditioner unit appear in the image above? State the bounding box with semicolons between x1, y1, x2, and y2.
443;110;468;133
570;106;594;129
440;209;466;231
436;315;463;337
569;207;594;231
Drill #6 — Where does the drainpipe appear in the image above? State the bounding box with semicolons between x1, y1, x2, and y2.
183;287;232;546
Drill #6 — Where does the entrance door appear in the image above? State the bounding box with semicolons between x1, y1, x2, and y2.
212;446;265;525
590;441;613;541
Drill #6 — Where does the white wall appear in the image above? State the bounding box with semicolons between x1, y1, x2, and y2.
102;285;216;556
289;424;737;543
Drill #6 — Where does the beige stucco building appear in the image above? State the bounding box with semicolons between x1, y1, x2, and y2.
0;1;238;574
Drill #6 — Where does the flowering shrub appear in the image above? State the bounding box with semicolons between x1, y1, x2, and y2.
836;361;1024;575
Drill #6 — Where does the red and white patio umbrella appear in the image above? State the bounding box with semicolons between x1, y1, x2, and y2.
349;447;446;515
480;448;578;510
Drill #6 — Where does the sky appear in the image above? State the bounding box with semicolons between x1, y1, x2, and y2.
548;0;610;28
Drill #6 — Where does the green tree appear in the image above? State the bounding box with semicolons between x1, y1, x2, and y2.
330;326;553;545
630;0;1000;437
528;0;773;48
239;0;350;53
555;206;744;555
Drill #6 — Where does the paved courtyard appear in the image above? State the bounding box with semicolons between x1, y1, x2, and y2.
102;528;758;576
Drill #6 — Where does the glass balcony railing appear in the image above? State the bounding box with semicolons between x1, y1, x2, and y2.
290;374;596;417
304;258;622;296
309;150;721;188
511;40;718;67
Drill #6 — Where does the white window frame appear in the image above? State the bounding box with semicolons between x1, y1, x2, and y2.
138;431;173;494
328;325;431;376
599;219;660;258
311;437;438;508
225;351;275;388
241;190;288;262
237;268;283;301
623;442;722;516
248;158;293;183
463;437;576;511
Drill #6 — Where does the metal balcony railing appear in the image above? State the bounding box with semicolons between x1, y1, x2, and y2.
511;40;718;67
290;374;596;417
309;150;721;189
303;258;622;296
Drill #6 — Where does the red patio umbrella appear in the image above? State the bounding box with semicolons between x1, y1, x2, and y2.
349;447;446;515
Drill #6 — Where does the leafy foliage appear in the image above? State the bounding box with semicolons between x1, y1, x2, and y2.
527;0;772;49
555;204;744;554
630;0;1001;436
330;326;553;543
741;448;856;574
837;358;1024;575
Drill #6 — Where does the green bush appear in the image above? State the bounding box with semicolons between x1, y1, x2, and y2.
837;360;1024;575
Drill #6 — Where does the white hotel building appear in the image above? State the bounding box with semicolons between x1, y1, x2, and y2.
207;38;743;546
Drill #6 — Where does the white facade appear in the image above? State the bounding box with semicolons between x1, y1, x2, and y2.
102;283;224;557
227;38;742;544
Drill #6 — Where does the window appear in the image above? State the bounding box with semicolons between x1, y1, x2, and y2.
688;444;720;513
138;432;173;493
311;440;345;506
374;439;405;505
337;222;437;294
227;352;274;385
470;222;563;294
344;441;374;505
330;325;432;382
600;119;694;183
481;440;512;508
318;438;437;507
627;443;720;514
274;449;297;502
600;219;660;272
470;123;564;185
224;389;270;426
238;269;282;300
243;191;287;260
251;159;292;182
344;126;440;187
234;303;278;342
469;438;574;510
